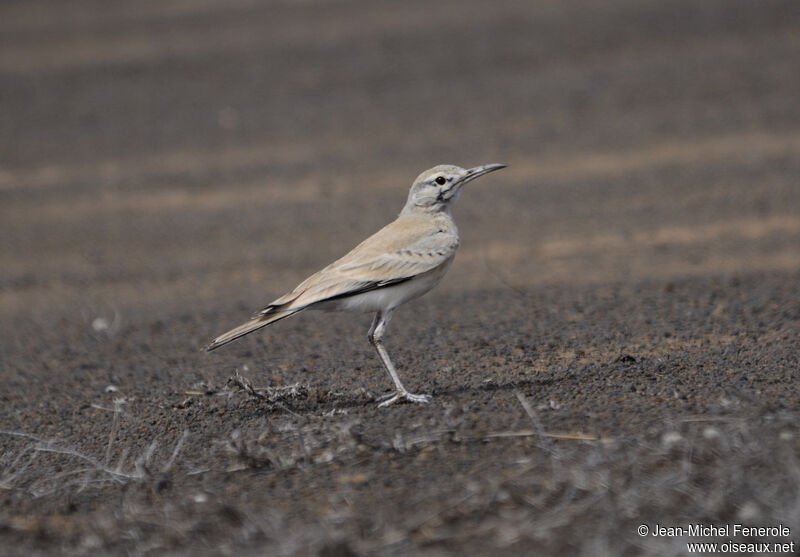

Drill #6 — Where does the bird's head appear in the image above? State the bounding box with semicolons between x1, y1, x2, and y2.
402;163;507;214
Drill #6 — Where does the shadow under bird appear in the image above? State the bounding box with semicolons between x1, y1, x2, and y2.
207;163;507;407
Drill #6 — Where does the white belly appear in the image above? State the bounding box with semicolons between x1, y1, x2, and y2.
314;258;454;313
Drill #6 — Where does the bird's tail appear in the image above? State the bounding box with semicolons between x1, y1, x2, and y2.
206;309;298;351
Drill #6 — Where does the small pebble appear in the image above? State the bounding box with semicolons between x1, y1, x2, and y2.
662;431;683;447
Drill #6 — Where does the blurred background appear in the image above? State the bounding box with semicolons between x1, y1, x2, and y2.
2;0;799;326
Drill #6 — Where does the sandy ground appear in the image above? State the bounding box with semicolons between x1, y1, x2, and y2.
1;0;800;555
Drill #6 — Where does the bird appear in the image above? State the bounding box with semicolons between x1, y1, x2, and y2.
207;163;507;407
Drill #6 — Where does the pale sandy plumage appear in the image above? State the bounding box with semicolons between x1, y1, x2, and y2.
207;163;506;406
266;212;459;311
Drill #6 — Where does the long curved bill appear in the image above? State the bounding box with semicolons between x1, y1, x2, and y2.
457;163;508;186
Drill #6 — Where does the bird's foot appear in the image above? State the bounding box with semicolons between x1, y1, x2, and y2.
377;390;432;408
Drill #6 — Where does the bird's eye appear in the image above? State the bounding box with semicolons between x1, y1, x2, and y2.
435;176;447;185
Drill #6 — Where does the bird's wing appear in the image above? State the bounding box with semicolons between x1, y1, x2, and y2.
258;215;458;314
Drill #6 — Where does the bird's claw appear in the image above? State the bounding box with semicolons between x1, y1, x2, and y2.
377;391;432;408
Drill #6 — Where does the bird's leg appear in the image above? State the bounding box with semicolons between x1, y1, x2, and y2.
368;310;431;407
